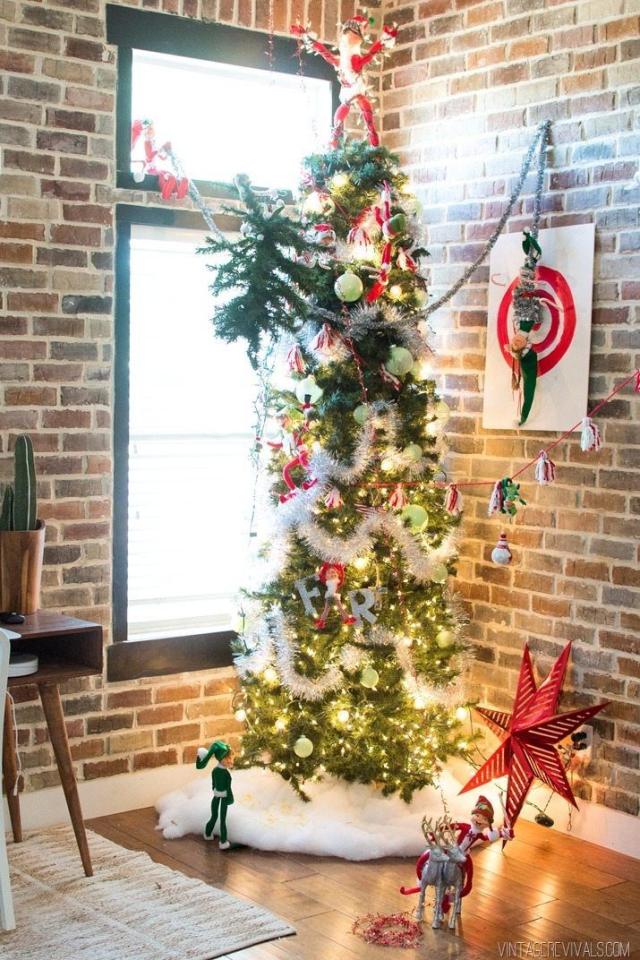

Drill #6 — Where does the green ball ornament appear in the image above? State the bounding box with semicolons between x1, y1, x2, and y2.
361;666;379;689
403;443;423;463
435;400;451;422
436;628;454;648
431;562;449;584
386;345;414;377
414;287;428;307
401;504;428;532
335;271;363;303
293;736;314;758
353;404;369;425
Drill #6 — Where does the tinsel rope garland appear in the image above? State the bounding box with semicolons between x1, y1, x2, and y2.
421;119;552;320
236;608;467;705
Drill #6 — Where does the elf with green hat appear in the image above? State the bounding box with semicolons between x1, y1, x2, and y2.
196;740;235;850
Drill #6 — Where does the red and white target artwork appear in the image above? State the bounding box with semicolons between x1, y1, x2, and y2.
483;224;595;431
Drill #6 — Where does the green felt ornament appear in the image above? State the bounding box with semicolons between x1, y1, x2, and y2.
335;271;363;302
401;503;428;532
353;404;369;424
360;666;379;689
403;443;423;462
293;736;314;758
431;563;449;584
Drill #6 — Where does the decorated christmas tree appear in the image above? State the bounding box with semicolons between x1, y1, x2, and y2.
200;16;471;802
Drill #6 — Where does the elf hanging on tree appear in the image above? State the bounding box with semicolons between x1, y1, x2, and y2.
291;16;398;148
199;13;471;802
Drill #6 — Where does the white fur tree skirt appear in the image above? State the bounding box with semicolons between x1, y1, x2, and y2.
156;764;473;860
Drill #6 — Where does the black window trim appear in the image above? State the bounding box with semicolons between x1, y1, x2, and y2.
107;4;339;196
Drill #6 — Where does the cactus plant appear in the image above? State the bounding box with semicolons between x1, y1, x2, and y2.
0;487;14;532
0;435;38;532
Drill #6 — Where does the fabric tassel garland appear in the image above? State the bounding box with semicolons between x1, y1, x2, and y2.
534;451;556;485
324;486;344;509
580;417;602;453
634;370;640;393
396;247;417;273
488;480;505;517
286;344;306;374
388;484;408;510
444;483;463;516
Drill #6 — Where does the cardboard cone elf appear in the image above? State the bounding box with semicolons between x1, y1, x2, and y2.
196;739;235;850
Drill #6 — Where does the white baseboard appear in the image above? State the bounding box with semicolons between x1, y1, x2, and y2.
6;763;639;861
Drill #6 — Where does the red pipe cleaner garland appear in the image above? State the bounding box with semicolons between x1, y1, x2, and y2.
352;912;423;948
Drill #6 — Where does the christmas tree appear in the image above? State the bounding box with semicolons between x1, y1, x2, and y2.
200;16;470;802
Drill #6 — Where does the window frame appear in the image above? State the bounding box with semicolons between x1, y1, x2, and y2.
107;4;339;197
108;10;338;680
110;204;241;681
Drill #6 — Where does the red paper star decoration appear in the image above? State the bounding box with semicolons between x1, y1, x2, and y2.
460;642;608;829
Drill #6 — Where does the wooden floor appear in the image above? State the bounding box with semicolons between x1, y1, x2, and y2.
88;807;640;960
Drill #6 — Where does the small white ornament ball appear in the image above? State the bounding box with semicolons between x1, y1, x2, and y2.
335;271;363;302
431;563;449;584
361;666;379;689
491;532;513;565
436;628;453;648
337;709;350;723
435;400;451;422
294;375;323;405
293;736;314;758
353;403;369;424
386;345;414;377
234;708;247;722
403;443;423;463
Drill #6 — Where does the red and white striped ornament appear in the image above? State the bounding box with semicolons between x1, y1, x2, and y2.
324;486;344;510
388;484;408;510
488;479;505;516
444;483;463;516
534;451;556;484
634;369;640;393
286;344;305;374
311;322;340;357
580;417;602;452
379;363;402;391
491;531;512;566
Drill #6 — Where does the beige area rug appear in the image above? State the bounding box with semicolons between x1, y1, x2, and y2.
2;826;295;959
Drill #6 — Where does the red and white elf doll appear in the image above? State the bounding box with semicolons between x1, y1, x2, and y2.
401;795;513;913
314;562;357;629
291;17;397;148
130;118;189;200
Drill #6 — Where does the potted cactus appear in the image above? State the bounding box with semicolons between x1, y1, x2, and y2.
0;435;45;614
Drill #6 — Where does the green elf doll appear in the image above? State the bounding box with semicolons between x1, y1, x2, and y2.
195;739;234;850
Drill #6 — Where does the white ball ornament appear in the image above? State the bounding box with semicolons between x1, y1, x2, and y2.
361;666;379;689
293;736;314;758
431;562;449;584
386;345;414;377
335;271;363;302
491;532;513;565
294;375;323;405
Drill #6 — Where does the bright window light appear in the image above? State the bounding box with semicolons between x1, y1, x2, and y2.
127;225;257;639
131;49;333;190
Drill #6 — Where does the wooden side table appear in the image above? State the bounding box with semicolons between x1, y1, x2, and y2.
2;611;103;877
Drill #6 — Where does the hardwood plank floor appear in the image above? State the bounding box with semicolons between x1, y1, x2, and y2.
87;807;640;960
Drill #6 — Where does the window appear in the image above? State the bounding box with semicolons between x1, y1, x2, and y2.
131;50;332;191
127;226;256;640
108;9;336;678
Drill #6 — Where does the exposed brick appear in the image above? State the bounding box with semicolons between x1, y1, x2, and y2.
156;723;200;746
133;749;178;770
137;704;184;725
83;759;129;780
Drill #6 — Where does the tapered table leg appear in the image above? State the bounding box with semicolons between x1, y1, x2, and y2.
3;694;22;843
39;682;93;877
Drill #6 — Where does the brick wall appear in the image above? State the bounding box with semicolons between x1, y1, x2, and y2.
381;0;640;815
1;0;638;817
1;0;349;793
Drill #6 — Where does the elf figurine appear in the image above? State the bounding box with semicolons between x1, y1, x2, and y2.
314;562;357;629
196;739;235;850
441;796;513;914
291;17;397;148
401;795;513;916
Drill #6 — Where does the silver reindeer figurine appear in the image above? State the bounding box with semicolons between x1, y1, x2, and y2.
400;815;467;930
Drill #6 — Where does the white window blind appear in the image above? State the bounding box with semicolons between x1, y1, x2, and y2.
127;226;257;640
131;49;333;190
